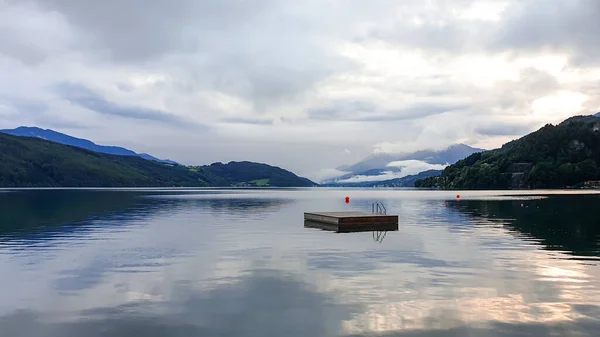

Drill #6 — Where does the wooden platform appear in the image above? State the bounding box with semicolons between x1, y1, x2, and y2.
304;212;398;233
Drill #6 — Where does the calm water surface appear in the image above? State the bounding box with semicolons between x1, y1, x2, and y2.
0;188;599;336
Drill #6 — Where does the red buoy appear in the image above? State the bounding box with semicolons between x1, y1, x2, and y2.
456;194;461;199
345;196;350;203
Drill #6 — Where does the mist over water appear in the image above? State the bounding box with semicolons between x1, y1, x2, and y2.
0;188;599;336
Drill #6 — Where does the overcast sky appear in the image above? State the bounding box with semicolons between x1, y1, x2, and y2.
1;0;599;180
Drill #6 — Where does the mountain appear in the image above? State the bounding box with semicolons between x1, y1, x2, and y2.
323;144;483;185
201;161;316;187
416;114;600;189
0;126;178;165
0;132;315;187
321;169;442;187
339;144;485;175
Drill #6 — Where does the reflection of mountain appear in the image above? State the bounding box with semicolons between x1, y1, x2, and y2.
0;190;138;232
148;195;291;217
0;190;292;241
203;198;290;217
446;195;600;258
0;190;178;241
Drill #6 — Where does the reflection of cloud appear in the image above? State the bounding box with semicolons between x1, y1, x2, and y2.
0;269;361;337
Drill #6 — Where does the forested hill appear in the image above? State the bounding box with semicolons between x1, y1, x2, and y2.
416;115;600;189
0;132;315;187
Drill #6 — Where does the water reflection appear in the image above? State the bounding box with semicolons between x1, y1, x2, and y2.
0;190;142;232
0;191;291;244
0;269;359;337
0;189;599;336
2;265;598;337
372;231;387;243
445;195;600;259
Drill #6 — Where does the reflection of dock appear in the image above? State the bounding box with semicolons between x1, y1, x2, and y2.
304;212;398;233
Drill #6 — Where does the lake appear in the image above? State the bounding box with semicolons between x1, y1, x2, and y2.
0;188;599;336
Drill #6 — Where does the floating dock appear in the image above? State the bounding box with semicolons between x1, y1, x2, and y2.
304;212;398;233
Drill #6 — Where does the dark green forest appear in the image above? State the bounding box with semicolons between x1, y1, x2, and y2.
0;133;315;187
416;115;600;189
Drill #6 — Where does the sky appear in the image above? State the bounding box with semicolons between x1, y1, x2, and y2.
1;0;599;181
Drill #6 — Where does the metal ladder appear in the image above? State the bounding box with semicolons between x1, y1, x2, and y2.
372;201;388;243
372;231;387;243
371;201;386;215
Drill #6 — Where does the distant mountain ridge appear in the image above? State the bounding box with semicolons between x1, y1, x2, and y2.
0;126;178;165
339;144;485;174
321;169;442;187
324;144;484;185
0;132;315;187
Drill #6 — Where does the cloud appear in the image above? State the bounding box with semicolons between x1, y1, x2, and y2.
335;160;447;183
1;97;47;115
307;100;377;120
308;100;468;122
27;0;207;62
475;123;537;137
361;103;469;122
386;159;448;175
221;117;273;125
56;83;199;127
25;0;355;105
2;0;600;178
492;0;600;66
311;168;353;183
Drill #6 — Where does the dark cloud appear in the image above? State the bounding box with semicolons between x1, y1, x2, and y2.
308;100;468;122
0;28;47;65
56;83;199;127
0;96;47;114
482;67;560;111
308;100;377;119
27;0;270;62
190;55;352;106
493;0;600;65
25;0;354;105
365;103;469;122
221;117;274;125
475;123;536;137
368;20;489;54
363;1;494;53
364;0;600;68
2;0;599;175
